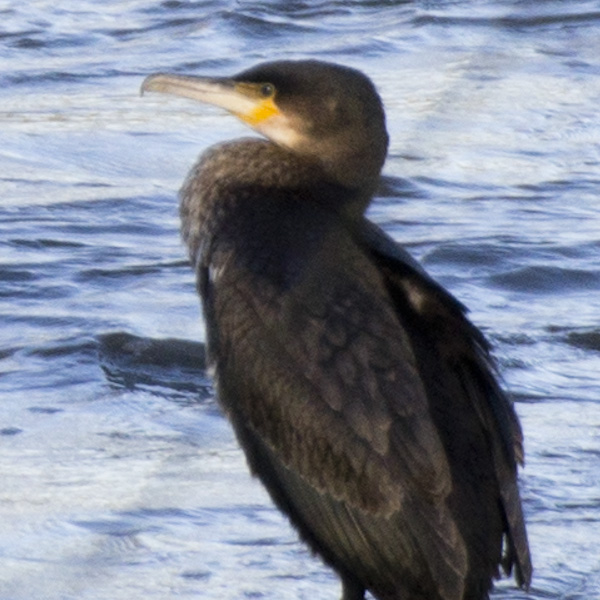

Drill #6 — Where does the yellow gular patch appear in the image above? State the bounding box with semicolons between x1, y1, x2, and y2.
239;97;280;126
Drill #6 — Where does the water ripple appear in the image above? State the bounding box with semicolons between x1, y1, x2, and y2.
2;0;600;598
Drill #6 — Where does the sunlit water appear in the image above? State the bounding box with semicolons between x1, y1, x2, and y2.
1;1;600;598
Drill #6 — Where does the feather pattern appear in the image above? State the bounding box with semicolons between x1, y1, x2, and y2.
180;136;531;600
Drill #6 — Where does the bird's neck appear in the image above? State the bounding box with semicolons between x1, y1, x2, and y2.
214;137;375;213
179;137;374;264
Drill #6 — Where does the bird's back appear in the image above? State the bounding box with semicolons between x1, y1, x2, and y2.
181;139;531;600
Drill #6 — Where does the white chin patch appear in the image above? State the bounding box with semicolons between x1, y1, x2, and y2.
255;115;304;151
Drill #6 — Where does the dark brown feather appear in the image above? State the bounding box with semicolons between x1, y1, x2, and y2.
179;138;531;599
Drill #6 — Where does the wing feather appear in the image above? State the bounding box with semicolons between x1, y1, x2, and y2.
197;209;530;597
361;220;532;590
200;218;460;515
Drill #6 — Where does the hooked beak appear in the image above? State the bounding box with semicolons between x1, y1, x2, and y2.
141;73;280;128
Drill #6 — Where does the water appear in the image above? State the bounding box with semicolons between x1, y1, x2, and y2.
1;1;600;598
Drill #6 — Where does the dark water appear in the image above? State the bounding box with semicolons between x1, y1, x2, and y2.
2;1;600;598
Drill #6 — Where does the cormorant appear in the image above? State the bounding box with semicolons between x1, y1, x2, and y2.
141;60;532;600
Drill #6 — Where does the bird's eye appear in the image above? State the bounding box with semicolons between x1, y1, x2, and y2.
260;83;275;98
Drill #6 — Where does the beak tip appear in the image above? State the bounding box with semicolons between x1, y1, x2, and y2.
140;74;160;96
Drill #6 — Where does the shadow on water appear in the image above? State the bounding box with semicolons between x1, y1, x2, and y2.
98;332;212;396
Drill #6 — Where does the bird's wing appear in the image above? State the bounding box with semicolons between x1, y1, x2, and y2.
360;219;532;589
199;221;470;594
359;218;524;464
205;234;450;514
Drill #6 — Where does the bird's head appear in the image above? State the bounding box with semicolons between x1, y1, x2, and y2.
142;60;389;191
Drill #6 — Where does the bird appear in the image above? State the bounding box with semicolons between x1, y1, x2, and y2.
141;59;532;600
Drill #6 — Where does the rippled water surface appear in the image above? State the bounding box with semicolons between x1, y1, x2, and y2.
1;1;600;598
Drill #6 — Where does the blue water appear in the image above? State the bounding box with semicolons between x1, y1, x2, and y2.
1;1;600;598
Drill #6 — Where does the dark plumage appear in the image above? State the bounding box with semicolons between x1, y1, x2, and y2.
142;60;532;600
